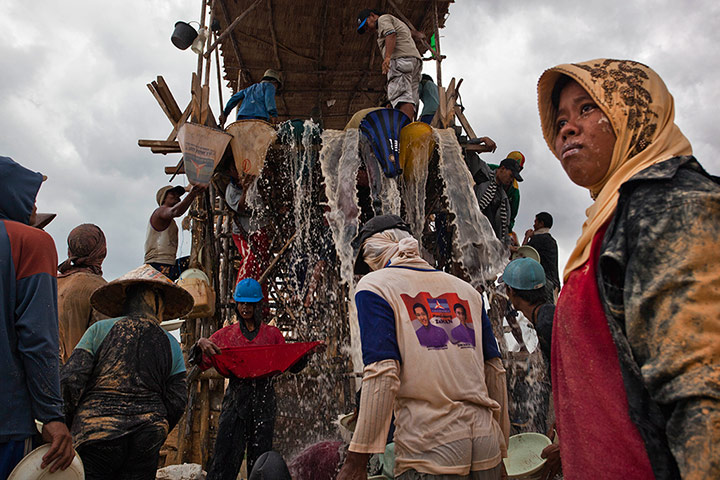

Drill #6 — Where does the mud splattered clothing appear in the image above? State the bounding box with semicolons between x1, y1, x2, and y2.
57;271;107;362
0;156;63;455
554;156;720;479
61;317;186;477
201;321;285;480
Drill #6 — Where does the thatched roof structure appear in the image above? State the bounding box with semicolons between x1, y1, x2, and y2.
212;0;453;129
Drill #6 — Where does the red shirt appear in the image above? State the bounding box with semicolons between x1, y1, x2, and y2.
553;223;654;479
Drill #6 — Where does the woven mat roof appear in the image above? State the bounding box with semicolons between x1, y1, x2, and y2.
212;0;453;129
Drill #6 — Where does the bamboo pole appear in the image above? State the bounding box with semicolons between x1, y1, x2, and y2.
433;0;442;88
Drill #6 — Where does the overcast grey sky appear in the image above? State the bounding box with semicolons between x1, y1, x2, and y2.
2;1;719;280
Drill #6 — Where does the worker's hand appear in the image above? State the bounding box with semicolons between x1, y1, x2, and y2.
198;338;221;357
41;421;74;472
479;136;497;153
218;112;227;127
539;443;561;480
525;228;534;239
337;451;371;480
382;57;391;75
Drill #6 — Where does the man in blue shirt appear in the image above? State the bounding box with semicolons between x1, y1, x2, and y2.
219;69;282;125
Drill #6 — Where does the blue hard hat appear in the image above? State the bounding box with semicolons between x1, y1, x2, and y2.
233;278;263;303
502;258;546;291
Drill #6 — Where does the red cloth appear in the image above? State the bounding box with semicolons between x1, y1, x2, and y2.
552;223;654;479
200;322;321;378
209;341;322;379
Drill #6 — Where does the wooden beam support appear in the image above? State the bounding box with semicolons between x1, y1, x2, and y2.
234;31;316;63
147;82;178;126
165;164;185;175
216;0;253;88
386;0;437;59
156;76;183;121
265;0;289;117
139;139;180;148
454;105;476;139
166;103;192;142
205;0;262;58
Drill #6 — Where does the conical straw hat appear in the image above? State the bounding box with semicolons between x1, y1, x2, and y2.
91;264;194;319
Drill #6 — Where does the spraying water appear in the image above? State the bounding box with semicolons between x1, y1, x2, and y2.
433;128;507;287
319;128;363;372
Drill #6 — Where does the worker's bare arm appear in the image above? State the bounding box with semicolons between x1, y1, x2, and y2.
151;185;207;231
382;33;396;74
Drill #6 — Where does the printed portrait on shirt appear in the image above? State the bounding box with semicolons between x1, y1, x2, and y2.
402;293;475;350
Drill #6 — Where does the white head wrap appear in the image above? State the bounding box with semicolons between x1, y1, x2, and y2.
362;228;420;271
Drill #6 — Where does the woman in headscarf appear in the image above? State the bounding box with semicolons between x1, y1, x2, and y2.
537;59;720;479
57;223;108;362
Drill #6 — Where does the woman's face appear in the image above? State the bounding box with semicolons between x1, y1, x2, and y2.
553;80;617;187
237;302;255;320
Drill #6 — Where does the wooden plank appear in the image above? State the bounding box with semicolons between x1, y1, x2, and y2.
151;146;181;154
167;103;192;142
432;86;446;127
138;139;179;148
165;164;186;175
191;73;201;122
454;105;476;139
200;85;210;125
148;82;177;126
156;76;183;122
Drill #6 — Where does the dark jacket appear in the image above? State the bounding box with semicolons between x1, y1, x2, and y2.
527;232;560;290
0;156;63;442
597;156;720;479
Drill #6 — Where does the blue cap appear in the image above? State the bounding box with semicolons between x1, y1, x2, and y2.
502;258;546;290
234;278;263;303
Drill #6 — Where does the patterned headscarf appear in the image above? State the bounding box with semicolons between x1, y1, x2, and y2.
58;223;107;276
537;59;692;279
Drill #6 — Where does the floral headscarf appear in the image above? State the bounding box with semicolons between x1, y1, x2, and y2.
537;59;692;279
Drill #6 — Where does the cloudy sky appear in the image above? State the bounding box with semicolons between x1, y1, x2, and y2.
2;0;719;281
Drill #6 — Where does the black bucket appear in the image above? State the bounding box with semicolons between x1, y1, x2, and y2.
171;21;198;50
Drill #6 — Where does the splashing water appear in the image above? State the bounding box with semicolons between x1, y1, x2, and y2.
320;128;363;372
433;128;507;287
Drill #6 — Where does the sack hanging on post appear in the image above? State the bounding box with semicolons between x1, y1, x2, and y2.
178;122;232;185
